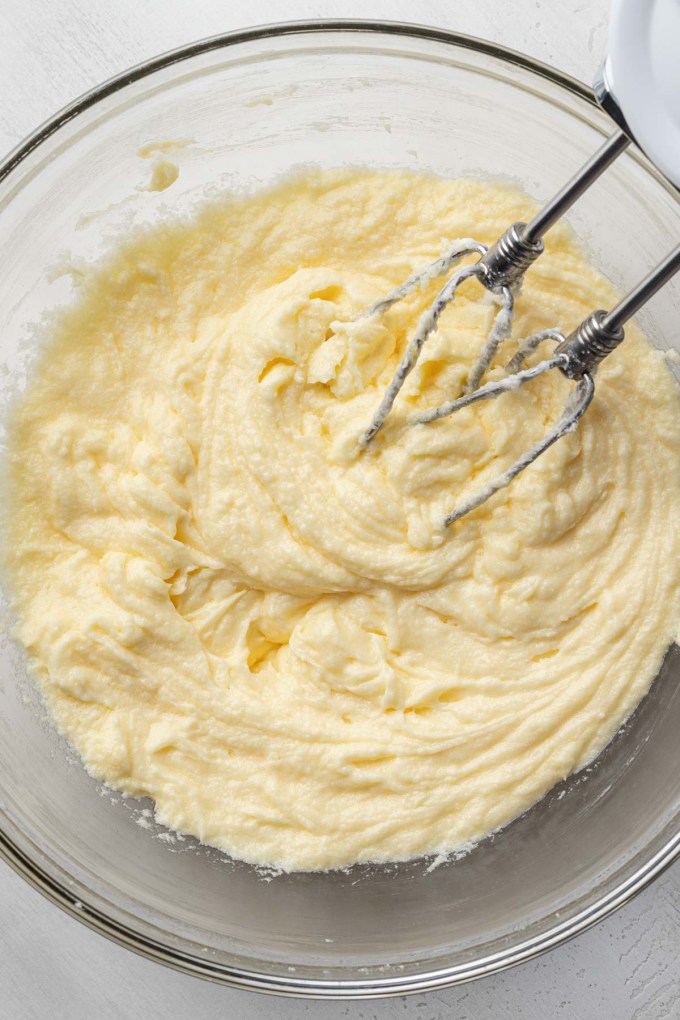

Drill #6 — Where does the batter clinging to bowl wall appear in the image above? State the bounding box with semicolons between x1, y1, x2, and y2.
5;167;680;872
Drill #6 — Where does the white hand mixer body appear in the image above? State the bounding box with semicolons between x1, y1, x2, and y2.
599;0;680;188
360;0;680;526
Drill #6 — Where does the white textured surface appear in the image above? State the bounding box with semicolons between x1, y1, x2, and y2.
1;1;679;1016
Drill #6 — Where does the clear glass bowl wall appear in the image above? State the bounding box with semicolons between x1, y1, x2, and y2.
1;24;679;999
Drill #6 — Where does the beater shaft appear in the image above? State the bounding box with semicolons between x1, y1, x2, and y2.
557;243;680;377
523;130;630;243
478;131;630;290
603;244;680;332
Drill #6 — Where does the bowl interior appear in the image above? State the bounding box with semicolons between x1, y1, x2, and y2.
1;25;680;996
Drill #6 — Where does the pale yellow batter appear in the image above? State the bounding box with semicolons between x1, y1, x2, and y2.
6;171;680;871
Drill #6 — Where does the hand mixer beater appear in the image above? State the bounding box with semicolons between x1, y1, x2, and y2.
359;0;680;526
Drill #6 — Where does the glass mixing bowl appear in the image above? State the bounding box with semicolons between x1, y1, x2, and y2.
1;21;680;1000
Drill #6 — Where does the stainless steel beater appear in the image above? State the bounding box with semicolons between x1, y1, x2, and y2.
359;0;680;527
359;148;680;523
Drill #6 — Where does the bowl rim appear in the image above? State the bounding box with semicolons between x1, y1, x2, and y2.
2;17;679;999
